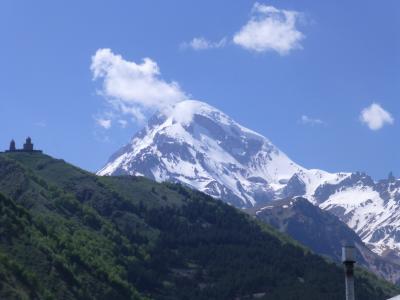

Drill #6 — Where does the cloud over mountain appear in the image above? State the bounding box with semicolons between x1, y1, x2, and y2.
91;48;188;123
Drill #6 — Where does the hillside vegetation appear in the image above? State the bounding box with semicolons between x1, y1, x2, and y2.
0;152;398;300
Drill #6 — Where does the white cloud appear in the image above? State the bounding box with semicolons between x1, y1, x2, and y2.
91;48;188;123
233;3;304;55
300;115;325;126
96;118;112;129
180;37;227;50
360;103;394;130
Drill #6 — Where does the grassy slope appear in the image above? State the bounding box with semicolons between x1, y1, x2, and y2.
0;152;398;300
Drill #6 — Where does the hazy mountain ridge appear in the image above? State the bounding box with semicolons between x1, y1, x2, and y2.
249;197;400;284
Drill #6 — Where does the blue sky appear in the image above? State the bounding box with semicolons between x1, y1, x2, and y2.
0;0;398;179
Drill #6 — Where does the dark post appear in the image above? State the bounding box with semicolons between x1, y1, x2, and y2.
342;245;356;300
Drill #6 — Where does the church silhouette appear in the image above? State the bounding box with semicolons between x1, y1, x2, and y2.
5;137;42;153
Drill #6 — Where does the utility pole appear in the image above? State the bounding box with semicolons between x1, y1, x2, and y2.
342;245;356;300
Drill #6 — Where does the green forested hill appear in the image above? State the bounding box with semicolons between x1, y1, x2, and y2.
0;152;398;300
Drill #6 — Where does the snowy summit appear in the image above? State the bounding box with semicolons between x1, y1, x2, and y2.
98;100;349;207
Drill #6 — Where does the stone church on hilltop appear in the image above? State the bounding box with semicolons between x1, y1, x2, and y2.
5;137;42;153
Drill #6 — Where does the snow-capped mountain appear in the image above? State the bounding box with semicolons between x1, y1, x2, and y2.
313;173;400;258
98;100;349;208
98;100;400;259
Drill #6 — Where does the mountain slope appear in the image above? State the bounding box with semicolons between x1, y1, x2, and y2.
2;152;398;299
249;197;400;284
99;100;400;261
